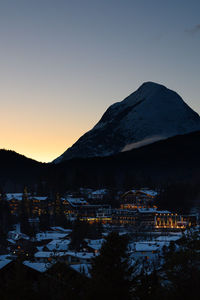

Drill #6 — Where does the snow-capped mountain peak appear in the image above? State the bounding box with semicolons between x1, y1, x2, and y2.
53;82;200;163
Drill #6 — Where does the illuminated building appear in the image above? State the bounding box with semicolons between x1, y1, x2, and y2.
6;193;49;216
120;189;158;210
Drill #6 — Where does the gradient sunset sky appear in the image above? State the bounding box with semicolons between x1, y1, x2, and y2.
0;0;200;162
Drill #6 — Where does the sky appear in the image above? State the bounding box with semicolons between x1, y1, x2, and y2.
0;0;200;162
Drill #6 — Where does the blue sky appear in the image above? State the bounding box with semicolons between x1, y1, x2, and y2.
0;0;199;161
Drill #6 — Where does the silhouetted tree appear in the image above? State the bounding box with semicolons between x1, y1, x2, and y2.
88;232;132;300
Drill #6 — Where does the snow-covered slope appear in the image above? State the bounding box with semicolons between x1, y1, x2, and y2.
54;82;200;163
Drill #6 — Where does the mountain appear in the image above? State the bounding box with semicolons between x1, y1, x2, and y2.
0;149;46;191
54;82;200;163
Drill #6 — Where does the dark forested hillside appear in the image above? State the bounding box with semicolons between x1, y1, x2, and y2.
54;130;200;188
0;149;47;191
1;131;200;199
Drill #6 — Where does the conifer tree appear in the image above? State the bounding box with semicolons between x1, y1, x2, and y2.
88;232;132;300
0;190;13;240
69;219;89;250
20;187;32;235
53;192;68;227
55;192;62;216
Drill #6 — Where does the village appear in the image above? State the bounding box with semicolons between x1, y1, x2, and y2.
0;187;198;283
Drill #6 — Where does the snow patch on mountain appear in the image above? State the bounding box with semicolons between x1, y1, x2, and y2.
121;135;167;152
53;82;200;163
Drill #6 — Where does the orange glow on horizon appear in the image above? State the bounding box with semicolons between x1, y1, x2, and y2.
0;125;90;163
0;90;100;162
1;134;79;163
0;84;106;163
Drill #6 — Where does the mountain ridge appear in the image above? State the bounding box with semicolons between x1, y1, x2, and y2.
54;82;200;163
1;130;200;197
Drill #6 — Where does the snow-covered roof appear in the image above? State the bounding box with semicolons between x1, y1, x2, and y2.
85;239;105;251
46;239;70;251
135;242;160;252
80;188;93;193
34;251;95;260
36;231;68;241
0;256;12;269
23;261;49;273
137;208;157;213
124;188;158;198
32;197;48;201
137;208;171;214
66;198;88;206
66;251;95;260
102;232;109;237
85;239;104;245
119;232;129;236
6;194;48;201
129;189;158;197
7;239;16;244
37;246;44;251
129;237;182;253
155;234;182;242
50;227;72;234
6;193;23;201
8;231;29;241
91;189;107;195
155;210;171;214
29;217;39;223
140;189;158;196
70;263;91;277
34;251;67;258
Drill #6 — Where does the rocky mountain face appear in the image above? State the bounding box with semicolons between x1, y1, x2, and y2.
54;82;200;163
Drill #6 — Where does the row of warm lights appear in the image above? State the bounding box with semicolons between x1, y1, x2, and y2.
155;225;186;229
155;213;178;216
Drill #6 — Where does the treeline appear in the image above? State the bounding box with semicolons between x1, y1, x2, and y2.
2;128;200;210
157;182;200;213
1;130;200;192
0;190;71;240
